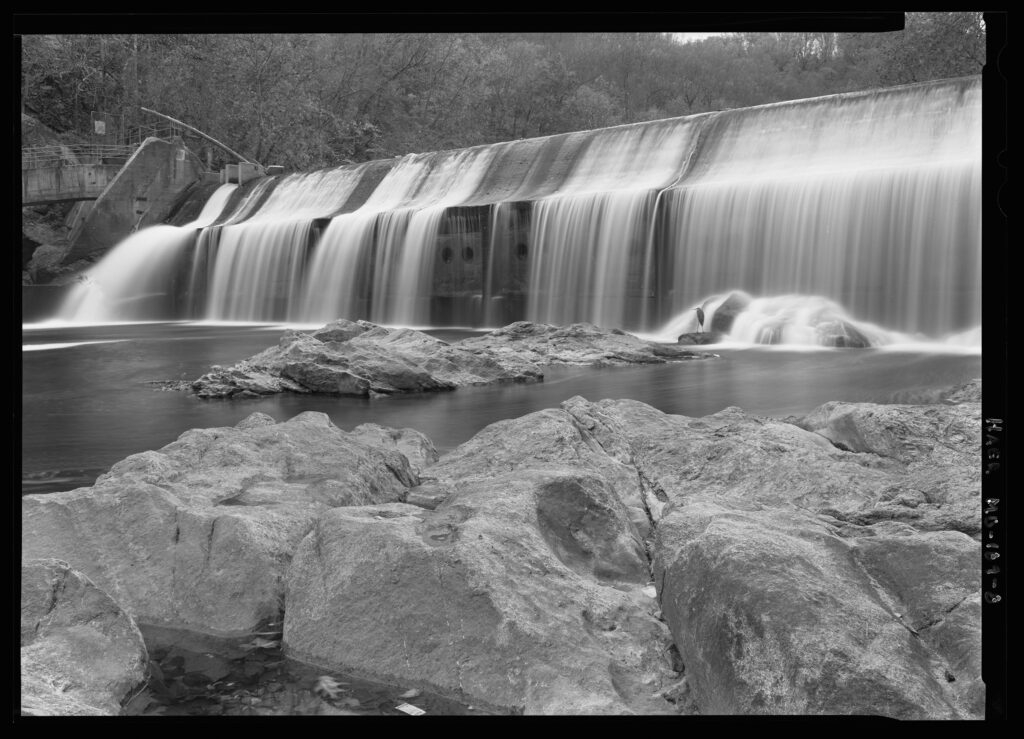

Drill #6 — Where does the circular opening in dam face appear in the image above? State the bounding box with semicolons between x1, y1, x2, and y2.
516;243;528;261
441;247;453;264
462;246;474;262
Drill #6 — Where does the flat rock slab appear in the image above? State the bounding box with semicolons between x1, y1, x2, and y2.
22;411;431;634
185;320;714;399
21;559;148;716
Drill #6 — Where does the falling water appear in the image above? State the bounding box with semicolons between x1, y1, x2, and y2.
198;167;368;321
661;78;981;337
55;184;238;322
300;150;500;324
51;77;982;345
525;117;704;328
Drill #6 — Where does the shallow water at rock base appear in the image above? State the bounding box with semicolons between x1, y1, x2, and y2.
133;625;494;716
22;322;981;496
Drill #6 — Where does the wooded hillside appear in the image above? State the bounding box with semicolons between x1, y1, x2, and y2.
20;15;986;171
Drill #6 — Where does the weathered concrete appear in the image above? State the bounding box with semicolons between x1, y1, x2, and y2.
22;163;123;205
63;137;204;265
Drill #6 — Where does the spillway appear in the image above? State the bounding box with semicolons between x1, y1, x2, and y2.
53;76;982;344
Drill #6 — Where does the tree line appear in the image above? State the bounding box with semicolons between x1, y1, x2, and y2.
20;14;985;172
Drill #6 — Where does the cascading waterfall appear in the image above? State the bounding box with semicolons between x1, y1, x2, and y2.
526;118;703;328
198;167;368;321
661;79;981;338
301;148;499;325
55;183;238;322
51;77;982;345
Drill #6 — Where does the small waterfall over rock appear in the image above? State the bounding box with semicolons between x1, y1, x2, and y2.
660;79;981;338
51;77;982;345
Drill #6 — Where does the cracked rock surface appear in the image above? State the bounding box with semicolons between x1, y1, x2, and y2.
183;320;714;399
22;382;981;716
21;559;148;716
22;411;430;634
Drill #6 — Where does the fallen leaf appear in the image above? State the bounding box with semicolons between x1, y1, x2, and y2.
399;688;422;699
313;675;343;700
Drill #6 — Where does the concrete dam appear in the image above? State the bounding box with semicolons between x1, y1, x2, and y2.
55;76;981;343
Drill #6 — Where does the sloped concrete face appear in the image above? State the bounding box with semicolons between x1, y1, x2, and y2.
64;137;204;264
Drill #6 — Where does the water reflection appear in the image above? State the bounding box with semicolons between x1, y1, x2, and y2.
22;323;981;495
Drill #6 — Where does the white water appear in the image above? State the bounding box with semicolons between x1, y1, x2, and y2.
526;118;701;328
657;291;980;351
663;82;981;337
200;168;367;321
49;78;982;346
55;184;238;322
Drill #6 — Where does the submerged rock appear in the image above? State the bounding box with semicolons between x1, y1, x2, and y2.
708;291;752;333
186;320;713;399
815;319;872;348
22;411;430;634
21;559;148;716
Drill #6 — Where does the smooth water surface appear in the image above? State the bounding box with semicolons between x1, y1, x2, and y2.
22;322;980;496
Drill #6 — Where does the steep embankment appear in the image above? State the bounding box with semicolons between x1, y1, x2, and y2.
21;114;90;282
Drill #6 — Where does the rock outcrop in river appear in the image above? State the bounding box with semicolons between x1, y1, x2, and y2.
21;381;982;716
184;320;714;399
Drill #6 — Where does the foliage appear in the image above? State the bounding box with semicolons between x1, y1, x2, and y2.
19;16;985;172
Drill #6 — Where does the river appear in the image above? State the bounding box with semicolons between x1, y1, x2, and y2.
21;321;981;496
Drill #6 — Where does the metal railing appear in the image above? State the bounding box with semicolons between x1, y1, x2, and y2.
21;122;203;170
21;144;138;170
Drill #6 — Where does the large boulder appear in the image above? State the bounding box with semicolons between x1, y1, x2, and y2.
21;559;148;716
708;291;752;333
187;320;713;399
21;383;981;717
22;411;426;634
797;400;980;535
284;407;680;715
653;505;979;717
562;397;980;535
558;396;981;718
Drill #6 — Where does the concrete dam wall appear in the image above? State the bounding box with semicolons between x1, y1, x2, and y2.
55;76;981;340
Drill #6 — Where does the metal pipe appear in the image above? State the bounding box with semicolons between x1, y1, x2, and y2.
139;107;257;166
